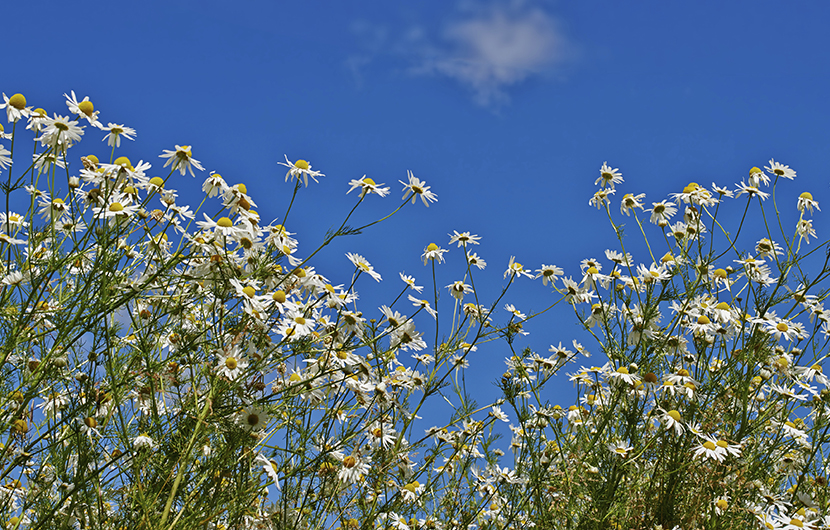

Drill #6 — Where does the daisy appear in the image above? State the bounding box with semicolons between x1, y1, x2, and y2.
279;155;324;187
421;243;448;265
101;123;136;148
735;181;770;200
399;272;423;292
535;264;563;286
596;161;623;189
64;91;101;127
346;252;382;282
159;145;204;176
37;114;84;150
504;256;534;279
202;171;227;198
797;191;819;214
133;433;156;450
608;441;633;458
766;159;796;180
589;188;615;208
0;93;32;122
467;252;486;270
448;230;480;247
756;238;784;258
217;348;248;381
692;436;727;462
649;200;677;226
659;408;684;436
409;295;437;319
446;280;472;301
0;144;11;171
620;193;645;215
338;453;370;484
797;219;816;243
400;170;437;206
347;175;390;198
237;404;270;432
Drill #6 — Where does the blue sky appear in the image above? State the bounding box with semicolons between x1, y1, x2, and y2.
5;0;830;409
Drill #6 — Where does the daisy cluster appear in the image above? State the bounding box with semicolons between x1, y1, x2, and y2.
1;90;829;530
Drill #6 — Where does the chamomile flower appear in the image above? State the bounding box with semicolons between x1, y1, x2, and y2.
447;280;472;301
449;230;480;247
0;144;10;171
37;114;84;150
422;243;448;265
346;252;382;282
64;91;101;127
797;219;816;243
467;252;486;270
797;192;820;214
159;145;204;176
409;295;437;319
504;256;534;279
217;348;248;381
766;159;796;180
399;272;423;293
347;175;390;197
101;123;136;148
237;404;270;432
1;93;32;122
596;161;623;189
535;264;563;286
400;170;437;206
620;193;646;215
279;155;324;187
649;200;677;226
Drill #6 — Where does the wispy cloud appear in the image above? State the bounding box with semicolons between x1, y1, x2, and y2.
418;6;566;106
347;3;570;107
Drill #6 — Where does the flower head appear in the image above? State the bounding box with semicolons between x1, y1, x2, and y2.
400;170;437;206
279;155;324;187
160;145;204;176
596;162;623;189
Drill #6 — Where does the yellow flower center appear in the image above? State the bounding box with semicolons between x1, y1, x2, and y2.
225;357;238;370
800;191;813;201
84;417;97;429
108;202;124;212
616;367;629;375
78;100;95;116
294;160;309;170
776;322;789;332
427;243;438;252
677;368;690;377
114;156;133;170
404;481;420;493
363;177;376;186
587;266;599;275
217;217;233;228
343;456;357;468
716;499;728;510
54;121;69;131
667;410;681;422
715;302;730;310
294;316;306;325
716;440;729;448
272;290;286;304
749;166;762;175
236;183;247;194
682;182;700;194
703;441;716;450
8;94;26;110
242;286;255;298
149;176;164;188
697;315;711;325
788;519;803;528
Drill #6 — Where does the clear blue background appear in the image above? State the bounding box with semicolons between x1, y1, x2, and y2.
4;0;830;411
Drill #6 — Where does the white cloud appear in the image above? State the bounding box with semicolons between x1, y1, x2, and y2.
418;6;566;106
